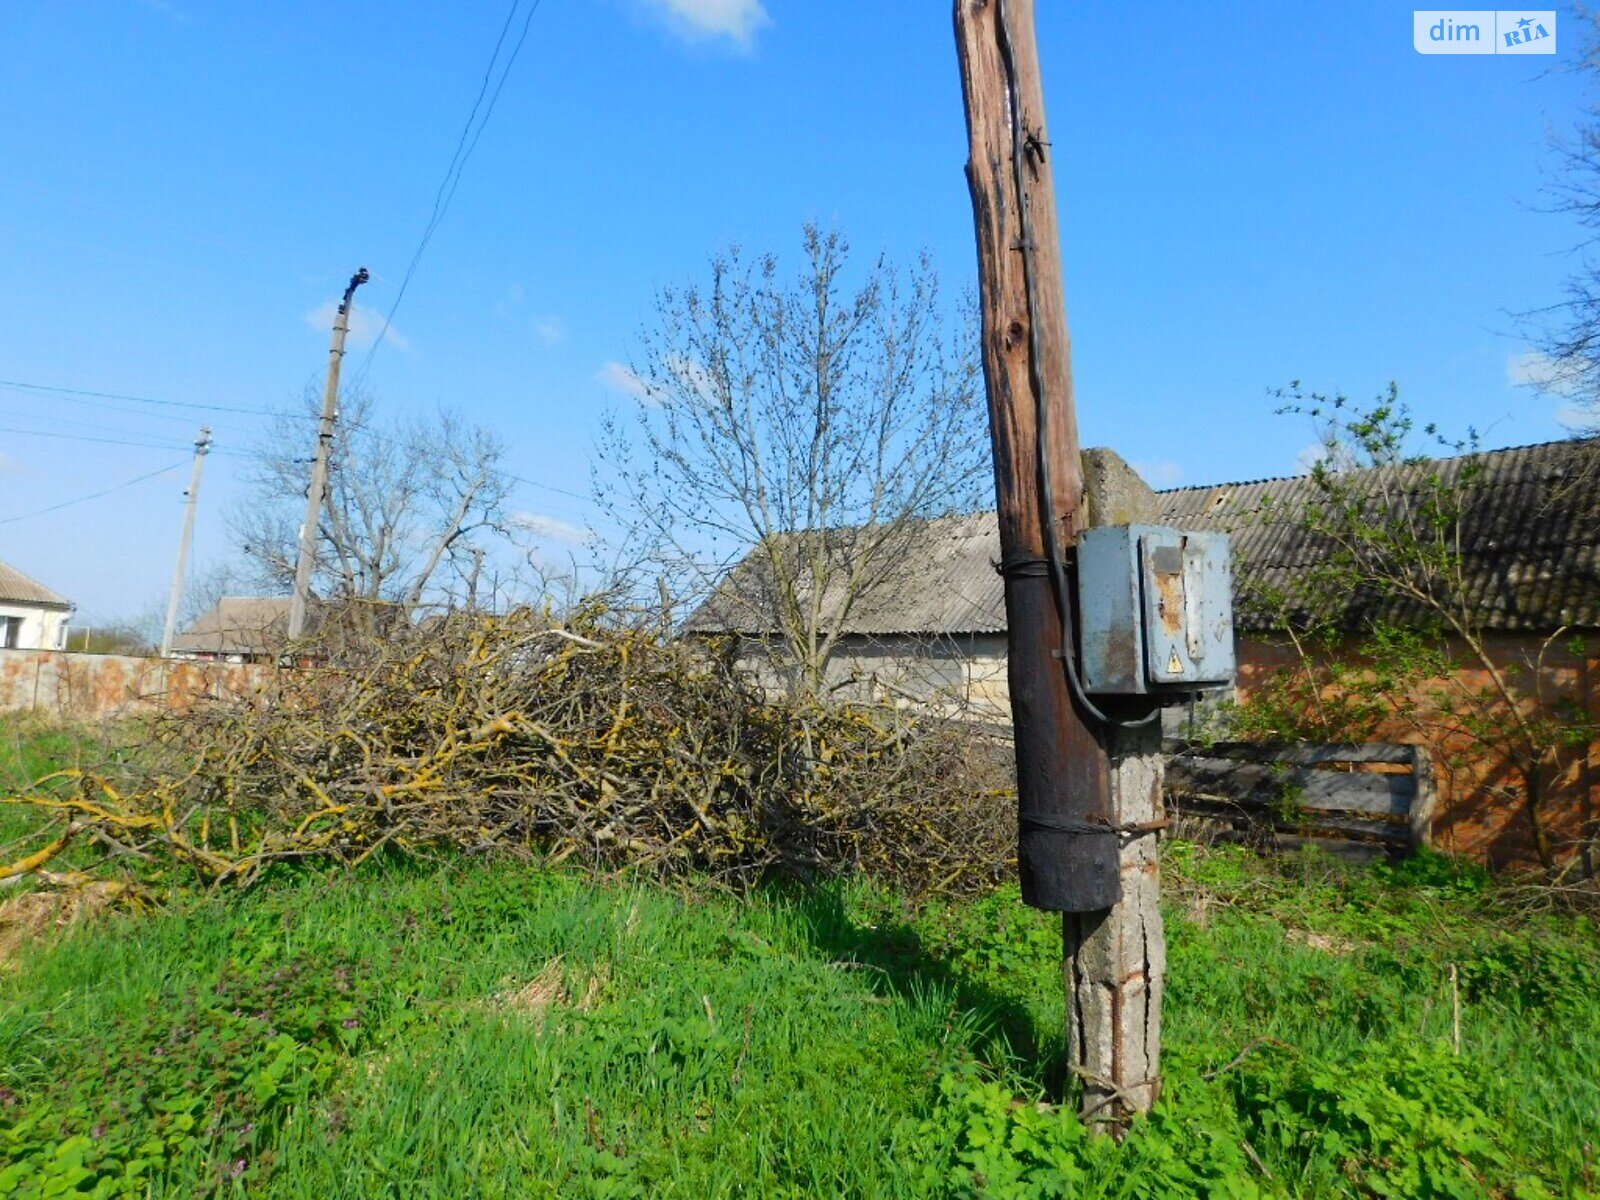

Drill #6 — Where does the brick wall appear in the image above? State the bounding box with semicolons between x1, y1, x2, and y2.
1236;634;1600;868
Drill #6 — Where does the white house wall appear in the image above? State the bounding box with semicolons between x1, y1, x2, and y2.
733;632;1013;718
0;603;70;652
731;632;1233;737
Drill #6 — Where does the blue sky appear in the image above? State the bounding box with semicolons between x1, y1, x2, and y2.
0;1;1592;624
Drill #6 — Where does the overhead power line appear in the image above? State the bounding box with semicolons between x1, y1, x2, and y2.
504;471;588;503
0;424;247;458
0;424;199;452
0;461;185;524
351;0;544;391
0;377;280;418
1;384;264;434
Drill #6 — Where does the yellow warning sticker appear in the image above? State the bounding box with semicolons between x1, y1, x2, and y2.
1167;648;1183;676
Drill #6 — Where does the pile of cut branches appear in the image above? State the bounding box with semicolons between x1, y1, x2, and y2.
1;606;1013;898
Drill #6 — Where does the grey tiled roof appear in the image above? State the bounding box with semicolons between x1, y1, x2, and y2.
1160;438;1599;633
0;559;71;610
689;439;1600;636
170;597;291;655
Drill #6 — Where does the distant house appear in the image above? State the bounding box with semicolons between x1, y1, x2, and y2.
690;439;1600;864
692;440;1598;702
170;595;410;663
0;558;72;651
169;597;293;663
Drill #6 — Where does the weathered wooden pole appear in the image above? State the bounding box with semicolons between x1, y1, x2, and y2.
955;0;1164;1128
953;0;1116;914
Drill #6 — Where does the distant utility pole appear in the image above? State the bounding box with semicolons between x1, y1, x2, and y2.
159;425;212;658
956;0;1165;1128
467;546;486;612
288;267;369;641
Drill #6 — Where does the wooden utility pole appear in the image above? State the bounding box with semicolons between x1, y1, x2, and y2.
953;0;1115;914
955;0;1165;1128
289;267;368;641
159;425;212;658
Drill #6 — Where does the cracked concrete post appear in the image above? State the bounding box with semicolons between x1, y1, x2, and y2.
1066;449;1167;1130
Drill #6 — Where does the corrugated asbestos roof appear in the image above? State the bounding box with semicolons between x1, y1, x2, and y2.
170;596;292;655
0;559;71;610
687;439;1600;636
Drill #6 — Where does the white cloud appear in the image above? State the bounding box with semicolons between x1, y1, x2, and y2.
1507;350;1595;431
643;0;769;49
663;352;721;405
533;315;567;346
510;512;588;543
494;282;525;319
0;451;20;476
596;360;657;405
1555;401;1595;431
1506;350;1570;393
1295;440;1360;475
305;300;410;352
134;0;189;22
1131;460;1183;488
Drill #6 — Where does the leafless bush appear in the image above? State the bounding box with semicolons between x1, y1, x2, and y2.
2;605;1013;898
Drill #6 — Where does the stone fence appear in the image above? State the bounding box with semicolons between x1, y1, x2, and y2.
0;650;273;720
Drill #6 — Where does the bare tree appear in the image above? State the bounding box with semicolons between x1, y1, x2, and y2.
1234;387;1597;872
596;225;989;698
234;390;512;634
1525;8;1600;430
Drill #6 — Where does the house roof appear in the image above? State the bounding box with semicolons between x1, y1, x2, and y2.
0;559;72;610
170;597;291;656
687;438;1600;638
1161;438;1599;633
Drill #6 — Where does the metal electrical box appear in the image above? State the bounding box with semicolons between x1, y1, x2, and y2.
1076;525;1235;698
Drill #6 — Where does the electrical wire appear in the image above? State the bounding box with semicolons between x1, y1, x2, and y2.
0;377;281;418
0;461;185;524
350;0;545;392
3;408;208;446
0;425;198;452
994;0;1156;732
0;384;266;435
504;471;589;503
0;424;248;459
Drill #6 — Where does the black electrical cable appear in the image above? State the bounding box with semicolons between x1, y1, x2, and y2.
994;0;1157;732
0;377;280;418
0;425;195;452
351;0;545;392
0;461;185;524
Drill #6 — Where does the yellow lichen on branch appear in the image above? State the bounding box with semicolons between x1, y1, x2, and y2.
1;606;1015;900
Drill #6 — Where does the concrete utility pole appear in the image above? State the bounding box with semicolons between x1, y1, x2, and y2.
955;0;1165;1129
289;267;368;641
159;426;212;658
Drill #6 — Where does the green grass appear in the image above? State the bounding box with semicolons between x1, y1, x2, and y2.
0;711;1596;1197
0;847;1595;1199
0;714;122;792
0;714;138;876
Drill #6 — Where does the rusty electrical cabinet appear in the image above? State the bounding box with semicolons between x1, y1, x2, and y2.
1077;525;1235;698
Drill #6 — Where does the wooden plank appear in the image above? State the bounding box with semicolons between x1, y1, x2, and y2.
1164;740;1415;765
1409;746;1437;851
1170;797;1411;845
1178;823;1397;862
1166;757;1415;816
